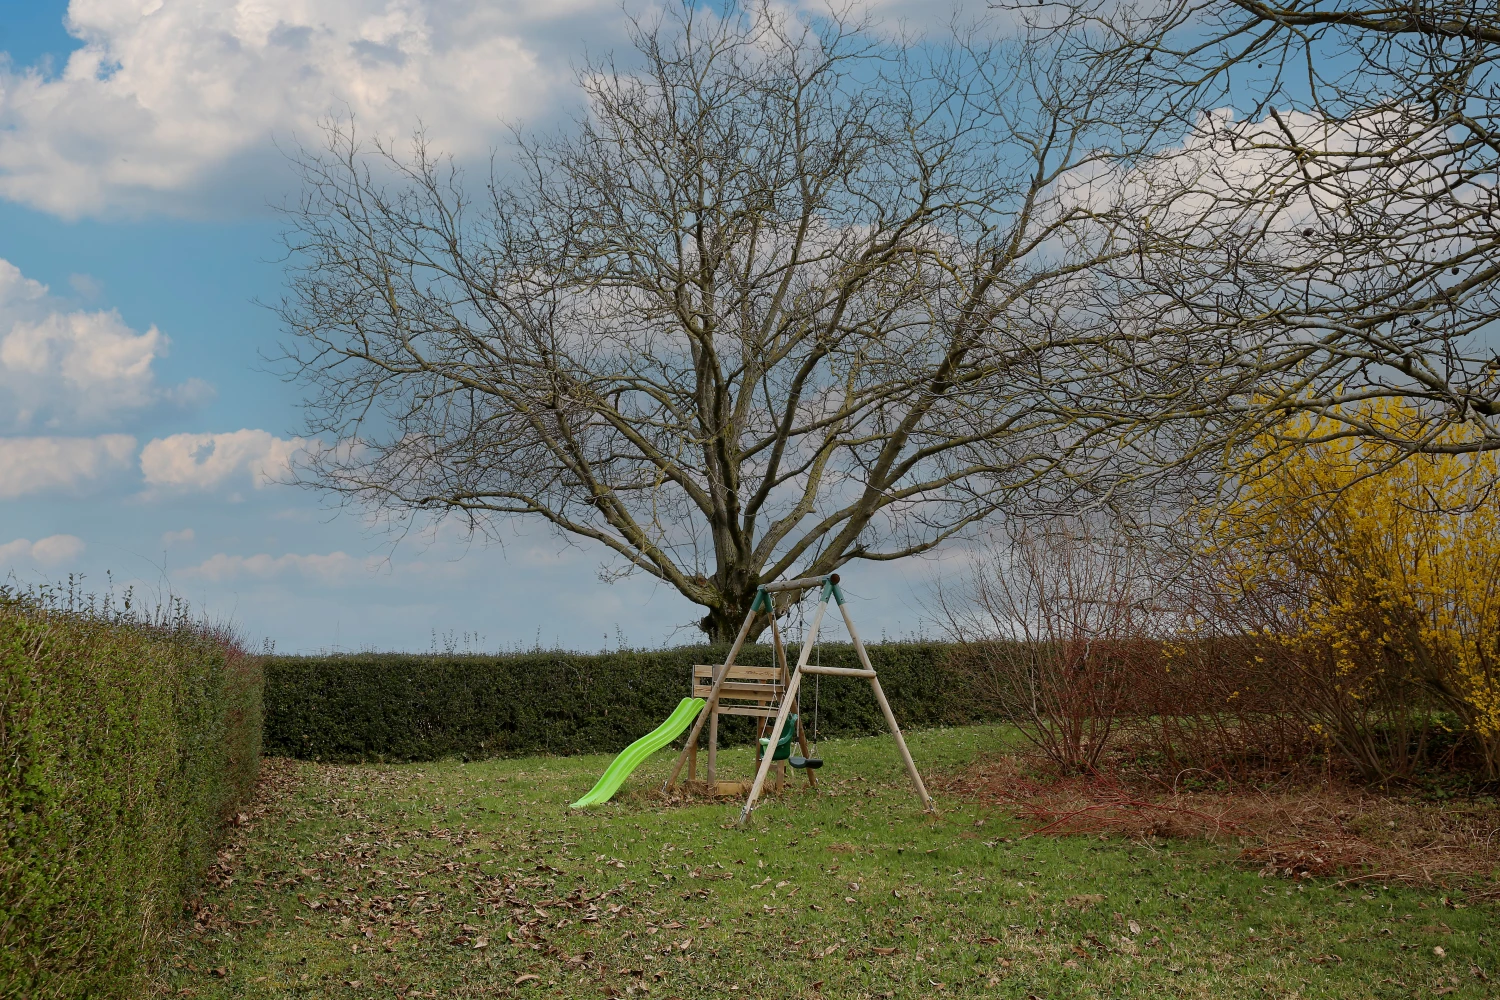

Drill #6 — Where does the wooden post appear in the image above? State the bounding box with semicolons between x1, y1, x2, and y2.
663;599;761;792
737;593;827;825
837;599;934;812
707;709;719;786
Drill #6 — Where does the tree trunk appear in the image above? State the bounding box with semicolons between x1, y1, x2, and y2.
699;598;757;644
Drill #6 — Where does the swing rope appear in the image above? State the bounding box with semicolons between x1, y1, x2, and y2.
783;587;823;770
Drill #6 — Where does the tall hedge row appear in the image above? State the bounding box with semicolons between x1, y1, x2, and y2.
0;598;263;1000
264;642;981;762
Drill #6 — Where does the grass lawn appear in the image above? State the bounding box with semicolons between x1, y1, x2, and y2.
152;725;1496;999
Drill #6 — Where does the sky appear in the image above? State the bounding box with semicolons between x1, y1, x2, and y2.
0;0;960;653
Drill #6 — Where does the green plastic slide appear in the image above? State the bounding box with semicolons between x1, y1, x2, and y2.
569;697;706;809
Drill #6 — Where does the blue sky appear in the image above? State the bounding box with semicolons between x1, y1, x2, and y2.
0;0;953;652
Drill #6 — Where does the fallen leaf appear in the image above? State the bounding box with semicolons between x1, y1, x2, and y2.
1435;946;1447;958
1128;920;1141;936
515;973;540;985
678;938;692;951
1065;894;1106;909
872;946;898;956
473;938;488;950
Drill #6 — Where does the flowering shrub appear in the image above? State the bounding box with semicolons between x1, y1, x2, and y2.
1219;401;1500;779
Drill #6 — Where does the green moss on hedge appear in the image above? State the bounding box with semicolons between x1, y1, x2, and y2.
264;643;981;762
0;599;263;1000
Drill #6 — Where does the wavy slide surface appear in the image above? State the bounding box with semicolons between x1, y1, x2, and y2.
569;697;706;809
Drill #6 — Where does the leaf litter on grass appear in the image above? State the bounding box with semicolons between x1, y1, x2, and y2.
153;726;1499;998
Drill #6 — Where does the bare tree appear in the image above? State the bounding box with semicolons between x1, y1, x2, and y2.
1012;0;1500;462
275;2;1167;638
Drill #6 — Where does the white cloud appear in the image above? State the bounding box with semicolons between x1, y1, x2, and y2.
182;550;371;583
0;257;210;430
0;434;136;497
162;527;195;545
0;534;86;566
0;0;623;218
139;428;309;493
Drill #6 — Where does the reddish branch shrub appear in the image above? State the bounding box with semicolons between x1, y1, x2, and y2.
936;518;1157;773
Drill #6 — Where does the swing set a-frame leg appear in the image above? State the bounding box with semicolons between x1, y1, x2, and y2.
838;599;935;813
736;595;822;825
767;610;815;789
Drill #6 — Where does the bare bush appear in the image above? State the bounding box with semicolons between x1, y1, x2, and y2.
935;517;1158;773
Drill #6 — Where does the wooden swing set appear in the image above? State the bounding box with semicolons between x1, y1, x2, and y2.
662;574;935;826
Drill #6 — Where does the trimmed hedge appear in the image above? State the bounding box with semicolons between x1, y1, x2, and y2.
264;643;981;762
0;598;263;1000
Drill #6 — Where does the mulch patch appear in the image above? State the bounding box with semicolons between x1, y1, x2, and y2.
939;752;1500;896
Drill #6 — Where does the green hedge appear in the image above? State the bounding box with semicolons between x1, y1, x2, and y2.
0;597;263;1000
264;643;981;762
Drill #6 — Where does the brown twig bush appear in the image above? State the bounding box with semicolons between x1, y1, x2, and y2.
938;492;1499;789
936;517;1157;774
939;754;1500;891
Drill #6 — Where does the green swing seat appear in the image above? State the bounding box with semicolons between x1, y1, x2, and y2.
760;714;824;769
759;714;798;761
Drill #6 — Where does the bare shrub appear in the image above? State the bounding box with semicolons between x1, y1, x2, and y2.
936;517;1157;773
1123;632;1319;781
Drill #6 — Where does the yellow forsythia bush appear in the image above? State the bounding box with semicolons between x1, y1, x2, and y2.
1221;401;1500;780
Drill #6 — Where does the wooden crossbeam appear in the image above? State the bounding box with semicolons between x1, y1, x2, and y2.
709;705;786;718
799;665;875;678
